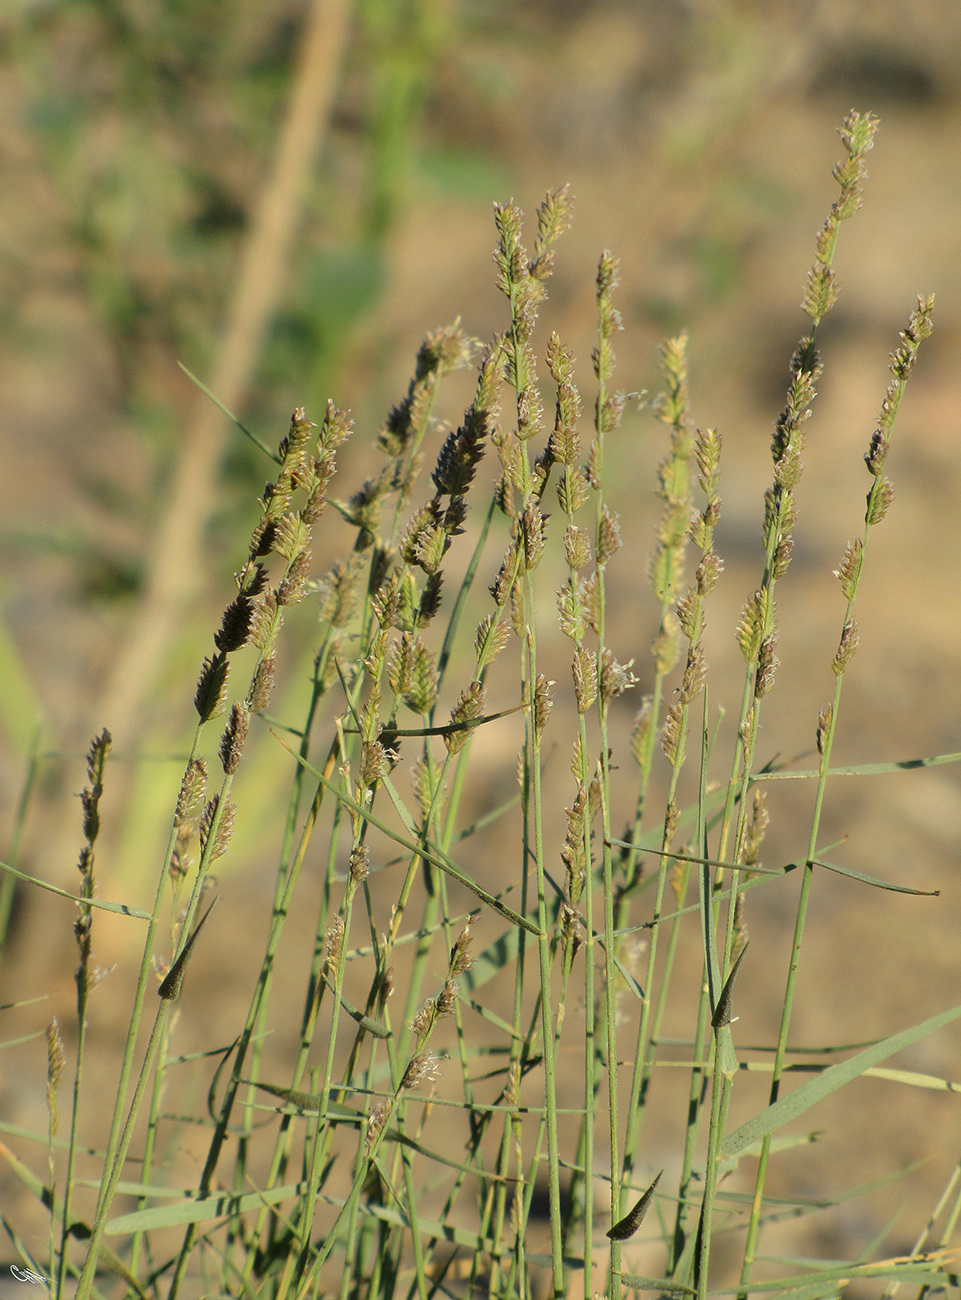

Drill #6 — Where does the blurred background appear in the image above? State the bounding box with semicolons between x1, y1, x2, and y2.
1;0;960;1284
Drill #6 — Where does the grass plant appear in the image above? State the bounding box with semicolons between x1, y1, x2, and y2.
3;110;960;1300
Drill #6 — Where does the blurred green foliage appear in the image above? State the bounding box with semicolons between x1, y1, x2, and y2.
6;0;502;453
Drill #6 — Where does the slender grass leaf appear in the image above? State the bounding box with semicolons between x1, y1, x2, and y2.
616;1274;696;1294
342;701;527;740
106;1181;313;1234
812;857;939;895
862;1066;961;1092
754;750;961;780
0;860;150;918
705;1251;961;1294
462;996;523;1039
178;362;279;462
722;1003;961;1158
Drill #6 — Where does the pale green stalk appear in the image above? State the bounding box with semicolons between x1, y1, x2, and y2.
76;1001;173;1299
620;336;695;1186
738;167;930;1298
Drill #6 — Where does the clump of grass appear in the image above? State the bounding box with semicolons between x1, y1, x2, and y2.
2;110;957;1300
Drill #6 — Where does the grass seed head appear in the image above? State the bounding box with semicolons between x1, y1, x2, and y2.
832;618;860;678
218;702;249;775
249;655;276;712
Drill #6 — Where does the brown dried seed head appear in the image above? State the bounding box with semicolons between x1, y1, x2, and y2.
581;572;602;636
436;981;457;1017
735;592;765;663
864;430;889;475
237;560;270;600
564;523;590;572
246;599;276;652
510;584;527;641
521;501;548;571
557;578;586;642
696;550;722;595
446;680;485;755
419;571;445;624
772;535;794;580
557;466;588;517
572;645;597;715
680;644;706;704
549;379;580;462
249;519;278;558
596;504;621;567
773;443;804;491
365;1100;390;1155
250;655;276;713
388;633;415;699
403;639;439;714
195;655;230;722
277;549;312;606
212;799;236;861
675;590;698;641
599;650;637;707
664;799;680;846
802;263;838;322
755;633;780;698
597;390;626;434
695;426;722;490
401;1051;441;1092
450;920;474;977
661;701;683;767
833;540;863;599
85;729;111;786
279;513;313;562
533;673;553;741
360;740;391;787
349;845;370;884
218;702;250;775
490;542;517;608
866;475;895;525
199;794;228;860
739;711;754;763
535;184;574;256
561;902;580;946
318;399;353;452
475;613;510;672
516;375;544;442
325;915;345;969
832;619;860;678
46;1018;65;1090
214;596;254;653
371;573;401;630
410;1002;435;1042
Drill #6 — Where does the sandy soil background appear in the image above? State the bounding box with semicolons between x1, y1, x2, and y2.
1;1;960;1294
